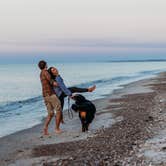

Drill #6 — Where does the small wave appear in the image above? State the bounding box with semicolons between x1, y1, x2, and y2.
75;69;161;88
139;69;161;75
0;77;132;114
75;76;133;88
0;96;42;114
0;69;161;115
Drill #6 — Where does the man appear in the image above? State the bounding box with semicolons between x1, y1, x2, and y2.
38;60;62;135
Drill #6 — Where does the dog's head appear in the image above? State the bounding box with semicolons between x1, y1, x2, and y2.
72;94;86;104
71;94;86;112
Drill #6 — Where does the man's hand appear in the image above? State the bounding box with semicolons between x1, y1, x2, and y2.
53;81;58;87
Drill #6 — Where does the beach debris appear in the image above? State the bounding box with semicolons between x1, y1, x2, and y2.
40;135;44;138
17;150;24;153
145;116;154;122
161;147;166;151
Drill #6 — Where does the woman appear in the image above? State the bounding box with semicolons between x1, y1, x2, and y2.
48;67;96;123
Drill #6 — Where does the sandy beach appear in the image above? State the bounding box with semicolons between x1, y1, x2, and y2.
1;72;166;166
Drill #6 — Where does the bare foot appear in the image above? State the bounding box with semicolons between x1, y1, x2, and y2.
55;129;62;134
88;85;96;92
43;128;49;135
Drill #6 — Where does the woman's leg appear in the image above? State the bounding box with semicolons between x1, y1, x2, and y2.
59;94;65;110
59;93;65;123
68;87;88;93
68;85;96;93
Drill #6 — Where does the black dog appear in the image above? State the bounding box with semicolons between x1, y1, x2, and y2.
71;94;96;132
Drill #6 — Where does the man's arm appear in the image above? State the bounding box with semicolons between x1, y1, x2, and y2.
56;76;72;96
44;70;58;87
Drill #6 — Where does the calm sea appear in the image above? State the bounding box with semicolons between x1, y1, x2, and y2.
0;61;166;137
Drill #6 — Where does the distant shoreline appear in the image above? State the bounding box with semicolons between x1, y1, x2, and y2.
106;59;166;63
1;59;166;65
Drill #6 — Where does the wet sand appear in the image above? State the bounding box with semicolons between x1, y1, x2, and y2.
1;72;166;166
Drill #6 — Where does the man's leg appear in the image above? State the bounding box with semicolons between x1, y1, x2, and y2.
55;111;62;133
43;96;54;135
43;112;54;135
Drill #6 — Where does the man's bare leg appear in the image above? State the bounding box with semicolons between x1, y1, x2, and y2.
43;113;53;135
55;111;62;134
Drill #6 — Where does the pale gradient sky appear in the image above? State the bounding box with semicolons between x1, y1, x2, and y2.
0;0;166;60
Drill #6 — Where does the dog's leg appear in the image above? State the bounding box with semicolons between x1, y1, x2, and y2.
85;123;89;131
80;111;87;132
82;126;86;132
82;122;86;132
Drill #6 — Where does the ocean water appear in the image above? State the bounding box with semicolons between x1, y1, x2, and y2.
0;61;166;137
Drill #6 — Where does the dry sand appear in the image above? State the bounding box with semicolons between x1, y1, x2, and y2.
1;72;166;166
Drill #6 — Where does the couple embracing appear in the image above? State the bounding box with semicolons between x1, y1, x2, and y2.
38;60;96;135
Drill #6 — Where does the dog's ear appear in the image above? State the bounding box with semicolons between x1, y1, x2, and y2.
74;94;86;103
71;104;78;112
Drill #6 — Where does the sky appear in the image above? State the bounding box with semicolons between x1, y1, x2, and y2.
0;0;166;62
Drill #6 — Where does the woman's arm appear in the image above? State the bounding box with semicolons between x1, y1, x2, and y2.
56;75;72;96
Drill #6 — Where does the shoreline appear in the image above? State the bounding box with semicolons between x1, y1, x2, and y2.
1;72;166;165
0;73;157;139
0;71;158;139
0;74;157;139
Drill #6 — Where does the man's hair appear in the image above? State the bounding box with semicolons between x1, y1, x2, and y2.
38;60;47;70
